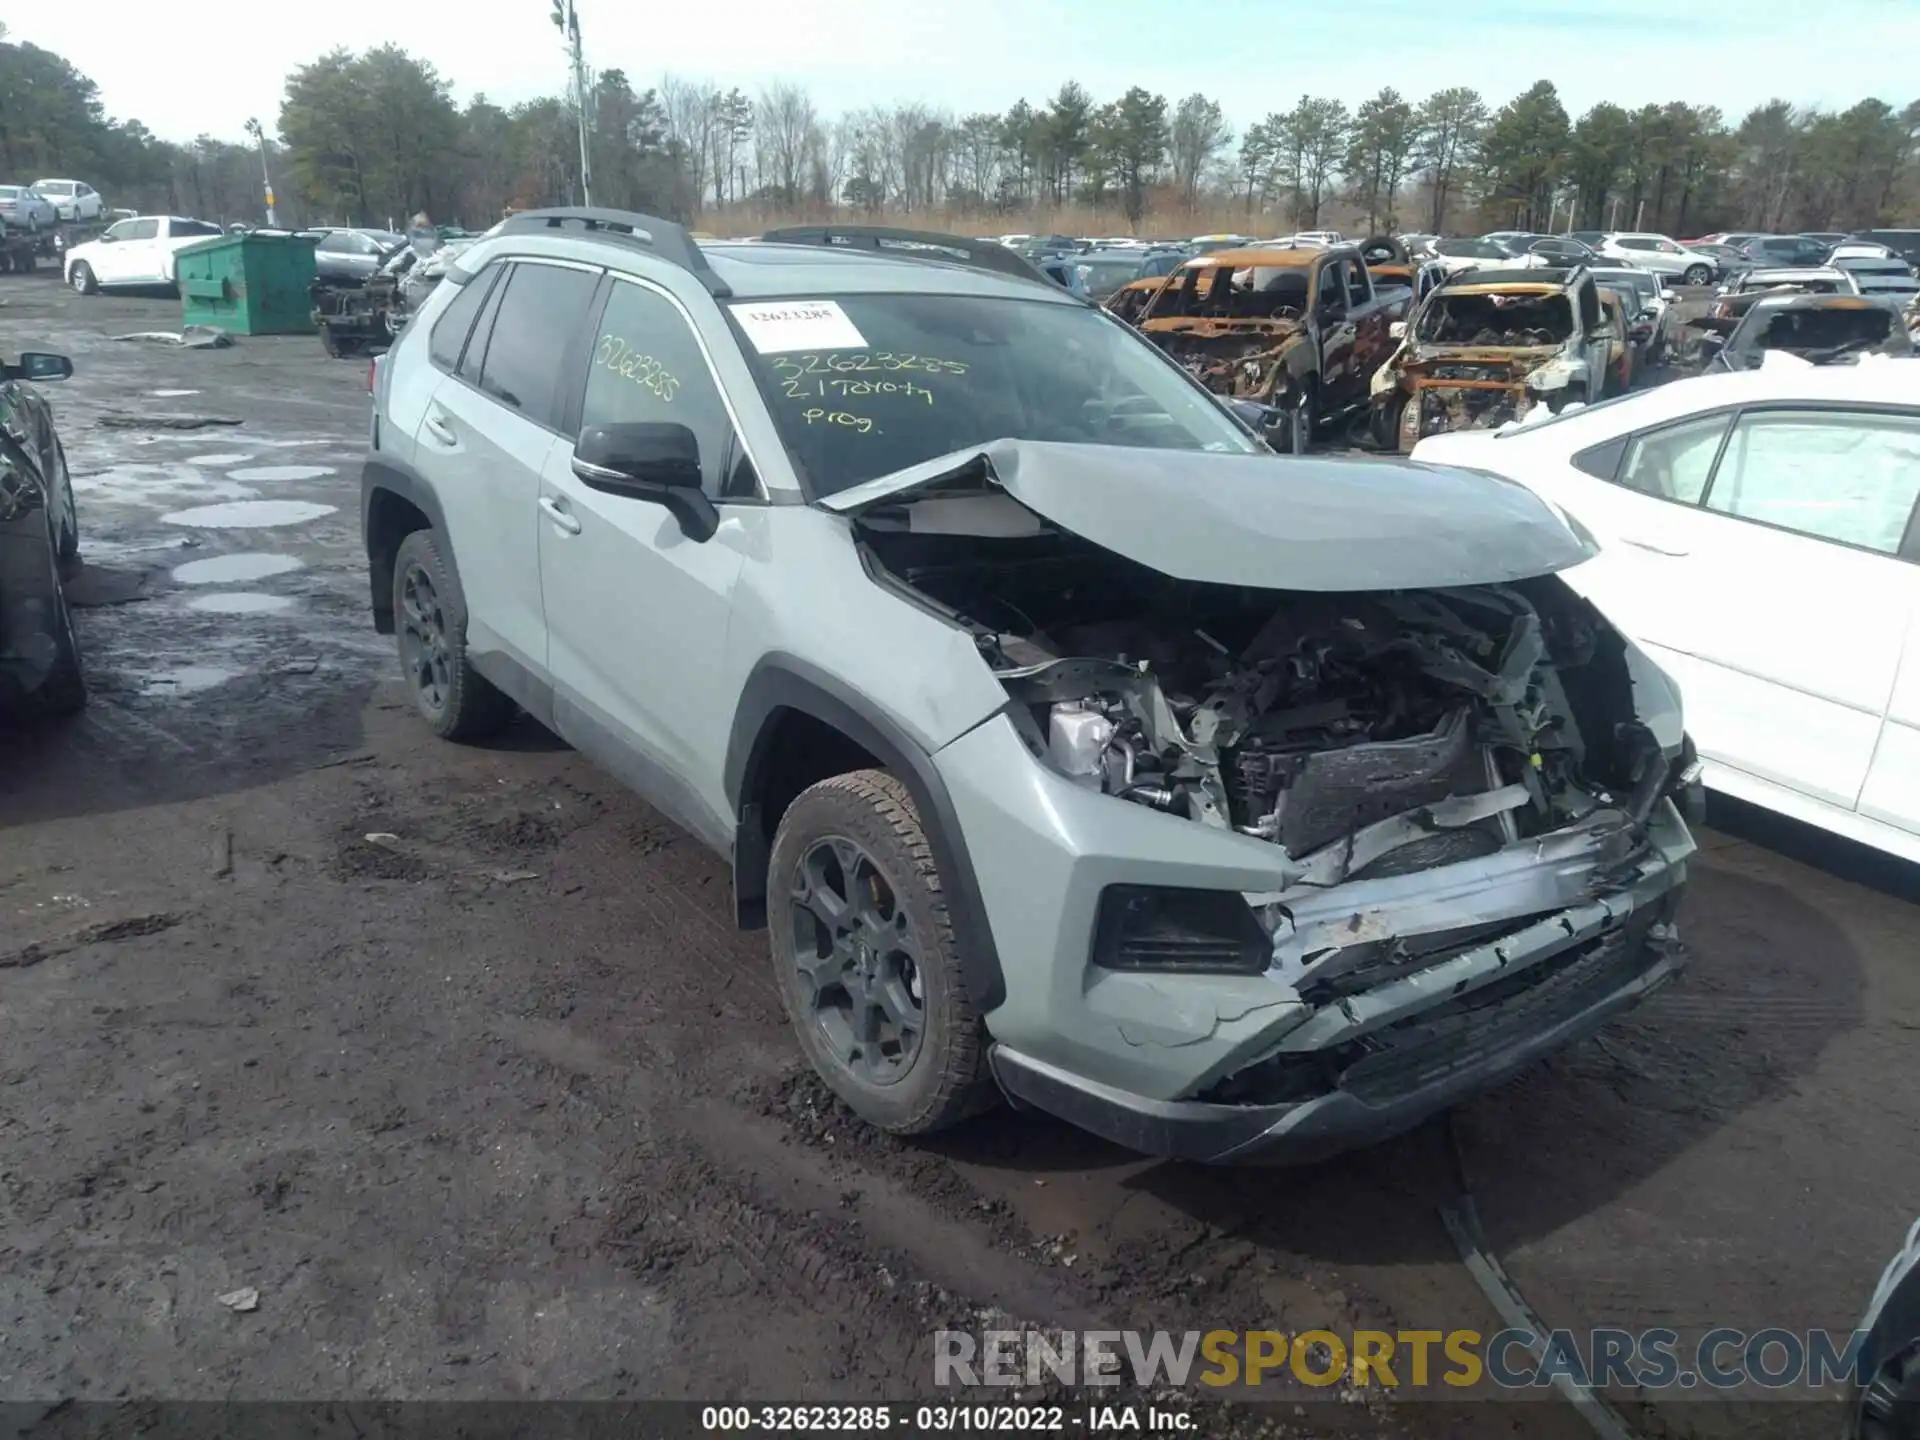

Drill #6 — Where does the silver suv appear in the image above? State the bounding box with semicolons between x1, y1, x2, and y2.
361;209;1700;1163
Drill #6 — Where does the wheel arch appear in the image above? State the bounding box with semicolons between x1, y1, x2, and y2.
362;456;456;635
724;656;1007;1012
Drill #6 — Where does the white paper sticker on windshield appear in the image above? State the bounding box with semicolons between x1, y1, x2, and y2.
730;300;868;354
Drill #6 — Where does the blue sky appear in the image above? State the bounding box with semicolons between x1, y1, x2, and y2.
14;0;1920;143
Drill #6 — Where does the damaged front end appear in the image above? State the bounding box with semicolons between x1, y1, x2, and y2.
1373;287;1590;452
839;442;1697;1163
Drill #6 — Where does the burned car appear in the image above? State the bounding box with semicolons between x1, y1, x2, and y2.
1370;266;1615;451
1696;293;1914;371
311;235;474;359
1124;245;1409;451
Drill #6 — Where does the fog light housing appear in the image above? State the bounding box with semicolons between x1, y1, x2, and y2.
1092;885;1270;975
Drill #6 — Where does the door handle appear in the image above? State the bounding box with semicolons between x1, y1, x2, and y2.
422;410;456;446
538;495;582;535
1621;536;1689;557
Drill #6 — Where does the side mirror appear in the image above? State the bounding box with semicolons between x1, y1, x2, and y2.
6;352;73;383
1388;320;1407;340
1661;288;1678;301
1220;395;1286;440
1698;334;1727;358
571;422;719;543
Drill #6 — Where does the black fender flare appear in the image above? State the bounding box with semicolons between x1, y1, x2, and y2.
361;455;457;633
724;655;1007;1011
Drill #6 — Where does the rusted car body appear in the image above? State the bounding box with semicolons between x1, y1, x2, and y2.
1698;294;1914;370
1369;267;1614;452
1120;245;1408;450
1102;274;1165;326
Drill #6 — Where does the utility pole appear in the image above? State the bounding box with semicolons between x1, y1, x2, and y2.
244;117;278;227
551;0;592;207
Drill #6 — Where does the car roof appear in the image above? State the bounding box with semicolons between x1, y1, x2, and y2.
1183;246;1329;268
697;240;1080;303
1492;356;1920;444
1743;266;1847;282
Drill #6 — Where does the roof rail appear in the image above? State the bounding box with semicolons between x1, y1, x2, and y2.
496;207;730;297
759;225;1052;287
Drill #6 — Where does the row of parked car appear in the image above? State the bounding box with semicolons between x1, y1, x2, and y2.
0;178;108;233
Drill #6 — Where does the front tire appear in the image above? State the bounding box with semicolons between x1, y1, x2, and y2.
768;769;993;1136
69;261;97;295
20;580;87;719
390;529;515;742
51;440;79;576
1683;264;1711;286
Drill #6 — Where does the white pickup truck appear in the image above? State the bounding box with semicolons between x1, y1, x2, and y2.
63;214;227;294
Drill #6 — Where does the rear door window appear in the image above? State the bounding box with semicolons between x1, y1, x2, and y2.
1615;413;1731;503
473;262;601;430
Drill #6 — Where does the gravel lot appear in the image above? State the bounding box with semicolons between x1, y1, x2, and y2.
0;272;1913;1439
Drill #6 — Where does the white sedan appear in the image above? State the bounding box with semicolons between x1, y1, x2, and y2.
1411;360;1920;863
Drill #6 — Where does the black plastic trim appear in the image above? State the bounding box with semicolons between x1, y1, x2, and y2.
361;455;455;634
760;226;1052;288
723;655;1006;1010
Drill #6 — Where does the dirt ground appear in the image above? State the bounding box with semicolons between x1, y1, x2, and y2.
1;273;1915;1439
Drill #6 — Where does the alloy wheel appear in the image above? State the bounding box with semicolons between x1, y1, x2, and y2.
396;560;452;712
786;835;926;1085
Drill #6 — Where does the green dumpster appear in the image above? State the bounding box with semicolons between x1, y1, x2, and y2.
176;231;318;336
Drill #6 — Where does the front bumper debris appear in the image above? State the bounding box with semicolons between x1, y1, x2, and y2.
988;803;1692;1164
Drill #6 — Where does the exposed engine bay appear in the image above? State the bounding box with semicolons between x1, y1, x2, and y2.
859;508;1661;881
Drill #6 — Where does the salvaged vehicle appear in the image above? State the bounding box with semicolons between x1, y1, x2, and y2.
1369;266;1616;451
1;350;84;716
312;236;473;358
1122;244;1409;452
363;207;1699;1164
1696;294;1914;371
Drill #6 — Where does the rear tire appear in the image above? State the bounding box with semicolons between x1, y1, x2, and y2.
1683;264;1711;286
21;582;87;719
768;769;994;1137
69;261;97;295
390;528;515;743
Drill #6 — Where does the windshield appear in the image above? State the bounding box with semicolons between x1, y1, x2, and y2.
1077;257;1146;298
1416;290;1575;345
1435;238;1504;259
1734;304;1897;360
731;293;1261;497
1592;270;1656;301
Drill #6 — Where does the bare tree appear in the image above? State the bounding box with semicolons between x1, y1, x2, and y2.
755;81;818;207
1168;94;1229;210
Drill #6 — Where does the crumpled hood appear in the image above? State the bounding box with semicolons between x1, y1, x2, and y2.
821;440;1597;591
